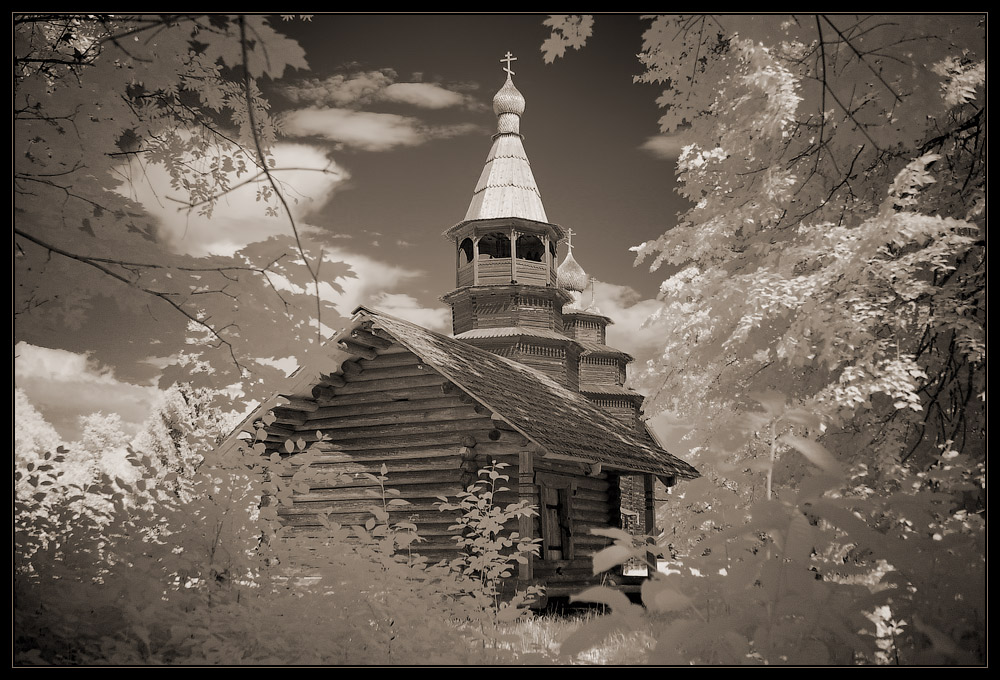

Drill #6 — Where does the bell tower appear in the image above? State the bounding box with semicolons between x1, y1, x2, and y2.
441;53;581;390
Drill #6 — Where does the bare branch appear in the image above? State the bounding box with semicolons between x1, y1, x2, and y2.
238;14;323;345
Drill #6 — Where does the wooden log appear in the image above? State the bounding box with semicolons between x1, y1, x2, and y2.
360;352;423;370
294;430;491;450
304;405;481;431
292;481;464;502
277;510;460;527
307;396;466;421
341;360;363;376
284;467;465;487
336;374;446;395
279;498;446;514
315;384;450;407
339;339;378;360
307;418;493;442
319;373;346;388
344;364;440;382
349;329;394;350
278;395;319;413
311;385;337;401
271;408;308;427
292;447;466;464
266;423;297;440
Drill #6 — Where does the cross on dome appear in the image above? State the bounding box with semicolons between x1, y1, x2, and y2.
501;51;517;75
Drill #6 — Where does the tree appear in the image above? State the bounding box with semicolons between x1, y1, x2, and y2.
544;14;985;664
14;14;337;405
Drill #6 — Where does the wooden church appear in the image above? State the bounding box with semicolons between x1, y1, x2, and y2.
222;57;698;601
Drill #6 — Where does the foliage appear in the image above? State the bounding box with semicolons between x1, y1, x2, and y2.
543;14;985;665
437;461;543;634
14;14;337;407
540;15;594;64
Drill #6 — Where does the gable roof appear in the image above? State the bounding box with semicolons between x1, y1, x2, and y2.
217;307;698;480
357;307;698;479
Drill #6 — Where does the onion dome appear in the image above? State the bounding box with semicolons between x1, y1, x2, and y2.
493;74;525;133
557;248;589;292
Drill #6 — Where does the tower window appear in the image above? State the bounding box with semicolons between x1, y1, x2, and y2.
479;232;511;259
459;238;474;265
516;234;544;262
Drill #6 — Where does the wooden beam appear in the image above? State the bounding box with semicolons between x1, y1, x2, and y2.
319;373;346;388
271;407;307;427
339;340;378;360
307;396;466;420
349;329;394;350
518;448;534;582
305;406;483;431
311;384;337;401
644;473;657;536
341;360;363;376
336;374;445;395
278;395;319;413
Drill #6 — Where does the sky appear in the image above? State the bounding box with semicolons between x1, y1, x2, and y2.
16;14;692;441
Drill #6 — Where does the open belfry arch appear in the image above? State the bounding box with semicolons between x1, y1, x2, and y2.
220;54;698;601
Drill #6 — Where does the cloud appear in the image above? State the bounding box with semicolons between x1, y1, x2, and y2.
283;69;478;110
586;281;668;369
382;82;468;109
368;293;450;332
120;142;349;257
640;134;688;160
15;341;162;441
281;107;480;152
283;69;396;107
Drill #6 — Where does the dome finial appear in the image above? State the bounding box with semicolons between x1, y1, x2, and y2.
557;227;589;294
501;51;517;76
493;52;525;134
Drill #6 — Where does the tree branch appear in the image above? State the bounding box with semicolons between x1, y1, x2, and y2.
238;15;323;345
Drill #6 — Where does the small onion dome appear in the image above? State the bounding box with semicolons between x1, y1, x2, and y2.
493;74;525;135
493;74;526;117
557;249;589;292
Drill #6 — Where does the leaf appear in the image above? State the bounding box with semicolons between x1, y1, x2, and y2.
591;544;635;575
559;616;626;658
641;578;693;613
283;439;294;453
589;526;635;543
779;434;842;474
750;389;786;417
570;585;632;611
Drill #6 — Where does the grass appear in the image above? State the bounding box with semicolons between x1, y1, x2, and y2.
486;609;656;665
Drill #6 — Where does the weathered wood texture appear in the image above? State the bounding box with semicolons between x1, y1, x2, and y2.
268;338;659;601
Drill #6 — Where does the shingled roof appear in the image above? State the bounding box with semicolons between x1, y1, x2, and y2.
358;307;698;479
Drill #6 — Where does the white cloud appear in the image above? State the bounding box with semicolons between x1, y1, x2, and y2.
587;281;669;368
368;293;450;332
382;82;467;109
281;107;480;152
284;69;396;107
14;341;162;441
260;247;440;327
119;142;349;257
640;134;688;160
282;107;426;151
284;70;478;110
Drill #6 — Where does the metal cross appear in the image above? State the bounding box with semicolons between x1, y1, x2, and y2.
500;51;517;75
565;227;575;249
590;276;598;307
